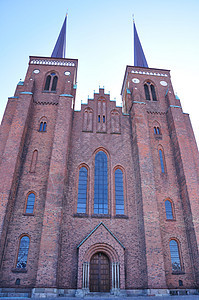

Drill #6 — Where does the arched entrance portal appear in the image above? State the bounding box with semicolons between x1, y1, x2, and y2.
90;252;110;292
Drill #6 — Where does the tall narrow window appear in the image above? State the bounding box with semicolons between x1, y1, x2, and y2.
16;236;30;269
151;84;157;101
165;200;174;220
44;75;51;91
144;82;157;101
94;151;108;214
51;76;58;91
115;169;124;214
25;193;35;214
44;73;58;91
39;121;47;132
169;240;181;271
159;149;165;173
144;84;150;100
30;150;38;173
77;167;88;213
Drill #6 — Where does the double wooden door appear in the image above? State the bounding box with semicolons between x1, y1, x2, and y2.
90;252;110;292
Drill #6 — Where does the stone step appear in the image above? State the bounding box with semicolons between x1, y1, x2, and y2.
0;292;30;297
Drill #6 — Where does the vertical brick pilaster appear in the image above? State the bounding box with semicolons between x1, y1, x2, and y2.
131;101;167;289
0;92;33;265
35;95;73;287
167;105;199;285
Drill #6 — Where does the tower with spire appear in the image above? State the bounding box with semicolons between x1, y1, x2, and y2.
0;16;198;298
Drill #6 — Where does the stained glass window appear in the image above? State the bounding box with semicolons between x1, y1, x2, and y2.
16;236;30;269
77;167;88;213
159;149;165;173
25;193;35;214
169;240;181;271
94;151;108;214
115;169;124;214
165;200;173;219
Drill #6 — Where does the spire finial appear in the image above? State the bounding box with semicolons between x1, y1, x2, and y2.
133;20;148;68
51;15;67;58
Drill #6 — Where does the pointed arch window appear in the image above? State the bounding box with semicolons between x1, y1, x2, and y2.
30;150;38;173
169;240;182;272
144;81;157;101
16;236;30;269
94;151;108;214
77;167;88;213
25;192;36;214
154;126;161;135
165;200;174;220
159;149;165;173
44;75;51;91
111;110;120;134
115;169;124;215
83;108;93;132
39;121;47;132
51;76;58;91
44;73;58;91
144;84;150;100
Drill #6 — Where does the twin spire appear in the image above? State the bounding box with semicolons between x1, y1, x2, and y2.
51;15;148;68
51;14;67;58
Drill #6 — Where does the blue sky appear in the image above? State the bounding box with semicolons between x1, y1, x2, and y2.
0;0;199;147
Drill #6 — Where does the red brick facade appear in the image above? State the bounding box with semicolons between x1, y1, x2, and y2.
0;56;199;297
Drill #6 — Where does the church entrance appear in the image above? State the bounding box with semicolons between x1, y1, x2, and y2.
90;252;110;292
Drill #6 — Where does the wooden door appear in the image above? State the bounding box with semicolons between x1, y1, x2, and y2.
90;252;110;292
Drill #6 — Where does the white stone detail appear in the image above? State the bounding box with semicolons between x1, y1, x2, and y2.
132;78;140;83
33;69;40;74
30;59;75;67
160;81;168;86
131;70;168;77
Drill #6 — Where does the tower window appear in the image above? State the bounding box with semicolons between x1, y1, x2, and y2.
16;236;30;269
98;115;100;123
44;75;51;91
25;192;36;214
154;126;161;135
159;149;165;173
44;73;58;91
115;169;124;215
169;240;182;272
103;116;105;123
150;84;157;101
77;167;88;213
144;82;157;101
51;76;58;91
94;151;108;214
144;84;150;100
39;121;47;132
165;200;174;220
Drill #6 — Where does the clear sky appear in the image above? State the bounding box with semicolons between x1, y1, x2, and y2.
0;0;198;147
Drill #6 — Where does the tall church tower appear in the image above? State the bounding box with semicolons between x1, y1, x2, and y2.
0;17;199;298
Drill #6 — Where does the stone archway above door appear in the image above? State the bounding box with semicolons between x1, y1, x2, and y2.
76;222;125;294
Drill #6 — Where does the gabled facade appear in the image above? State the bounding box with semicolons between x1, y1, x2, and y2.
0;19;199;298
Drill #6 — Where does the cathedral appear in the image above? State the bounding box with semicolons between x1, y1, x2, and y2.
0;16;199;298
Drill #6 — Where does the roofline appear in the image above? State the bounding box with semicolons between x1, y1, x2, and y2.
29;55;78;62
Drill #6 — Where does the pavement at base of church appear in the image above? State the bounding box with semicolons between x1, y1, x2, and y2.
1;296;199;300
